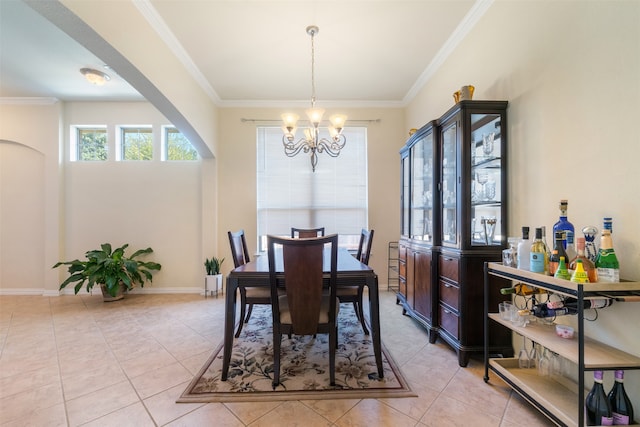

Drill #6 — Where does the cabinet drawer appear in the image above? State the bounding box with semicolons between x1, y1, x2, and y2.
439;280;459;311
398;260;406;280
439;304;459;339
399;245;407;261
439;255;459;281
399;278;407;298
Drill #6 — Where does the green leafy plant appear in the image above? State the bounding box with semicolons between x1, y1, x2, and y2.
204;257;224;275
53;243;161;297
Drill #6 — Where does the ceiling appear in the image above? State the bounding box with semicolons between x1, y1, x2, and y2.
0;0;484;106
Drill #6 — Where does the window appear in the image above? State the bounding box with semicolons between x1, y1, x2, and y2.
72;127;107;161
257;126;368;252
118;126;153;161
163;126;198;161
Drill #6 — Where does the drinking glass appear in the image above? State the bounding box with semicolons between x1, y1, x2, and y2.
518;336;531;368
482;132;495;156
485;179;496;200
476;172;488;200
481;216;497;245
538;348;551;376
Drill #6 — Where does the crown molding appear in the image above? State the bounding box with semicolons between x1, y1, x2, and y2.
0;97;60;105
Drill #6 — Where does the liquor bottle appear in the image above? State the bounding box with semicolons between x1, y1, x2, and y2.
583;225;600;263
570;237;598;283
571;259;590;283
586;370;614;426
553;199;575;251
595;228;620;283
530;227;548;274
554;256;571;280
608;370;634;425
604;217;613;234
565;230;577;264
517;226;531;270
549;231;569;275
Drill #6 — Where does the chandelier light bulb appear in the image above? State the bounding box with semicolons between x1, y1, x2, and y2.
80;68;110;86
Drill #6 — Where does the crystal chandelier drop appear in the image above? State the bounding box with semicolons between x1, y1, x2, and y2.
281;25;347;172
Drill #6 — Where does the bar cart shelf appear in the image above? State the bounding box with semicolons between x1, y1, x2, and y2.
483;262;640;427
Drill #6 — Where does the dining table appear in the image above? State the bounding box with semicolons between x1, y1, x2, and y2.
221;247;384;381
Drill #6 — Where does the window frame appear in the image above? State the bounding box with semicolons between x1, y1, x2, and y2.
71;125;108;162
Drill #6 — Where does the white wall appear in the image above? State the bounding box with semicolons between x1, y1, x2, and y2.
61;102;206;292
0;102;61;295
406;0;640;407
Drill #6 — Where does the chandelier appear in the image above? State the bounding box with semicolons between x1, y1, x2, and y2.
281;25;347;172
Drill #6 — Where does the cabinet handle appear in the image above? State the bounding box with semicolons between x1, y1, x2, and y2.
444;308;452;314
444;283;453;288
442;256;454;261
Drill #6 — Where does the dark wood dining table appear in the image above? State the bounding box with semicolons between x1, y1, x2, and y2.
221;247;384;381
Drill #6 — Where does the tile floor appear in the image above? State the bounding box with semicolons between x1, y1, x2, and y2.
0;290;554;426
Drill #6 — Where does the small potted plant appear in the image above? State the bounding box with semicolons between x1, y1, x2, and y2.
204;256;224;297
53;243;161;301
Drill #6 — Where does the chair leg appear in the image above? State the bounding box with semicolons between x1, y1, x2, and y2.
272;331;282;389
356;287;369;335
329;326;337;386
244;304;254;323
235;288;247;338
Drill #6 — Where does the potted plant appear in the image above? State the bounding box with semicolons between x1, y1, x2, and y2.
204;256;224;297
53;243;161;301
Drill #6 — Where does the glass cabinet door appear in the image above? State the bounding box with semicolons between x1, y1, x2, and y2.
470;113;502;246
410;132;434;241
441;122;457;247
401;153;409;237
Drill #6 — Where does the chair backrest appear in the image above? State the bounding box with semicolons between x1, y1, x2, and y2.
291;227;325;238
267;234;338;335
356;229;374;265
228;230;251;268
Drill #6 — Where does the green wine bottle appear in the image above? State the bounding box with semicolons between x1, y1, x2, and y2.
554;256;571;280
595;228;620;282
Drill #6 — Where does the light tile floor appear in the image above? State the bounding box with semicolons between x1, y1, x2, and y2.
0;290;554;426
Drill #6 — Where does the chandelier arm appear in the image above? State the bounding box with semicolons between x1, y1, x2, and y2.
283;135;314;157
316;135;346;157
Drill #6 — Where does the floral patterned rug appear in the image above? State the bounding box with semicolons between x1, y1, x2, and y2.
178;304;414;402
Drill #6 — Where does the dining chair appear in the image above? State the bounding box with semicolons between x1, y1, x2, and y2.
228;229;271;338
337;228;374;335
267;234;339;388
291;227;325;238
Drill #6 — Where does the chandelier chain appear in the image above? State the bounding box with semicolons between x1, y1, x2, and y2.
310;28;316;108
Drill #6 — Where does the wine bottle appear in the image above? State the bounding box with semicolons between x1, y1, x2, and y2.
571;259;590;284
570;237;598;283
554;298;613;312
530;227;548;274
554;256;571;280
595;227;620;283
549;231;569;276
541;226;551;261
531;302;569;318
608;370;634;425
553;199;575;251
586;370;614;426
500;283;546;296
517;226;531;270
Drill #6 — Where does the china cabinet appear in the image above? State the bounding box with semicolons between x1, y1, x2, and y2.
398;101;512;366
484;262;640;427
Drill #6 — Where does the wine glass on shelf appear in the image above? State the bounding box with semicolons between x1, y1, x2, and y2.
518;336;531;369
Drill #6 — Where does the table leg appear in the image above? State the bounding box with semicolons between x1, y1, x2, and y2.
368;274;384;378
221;275;238;381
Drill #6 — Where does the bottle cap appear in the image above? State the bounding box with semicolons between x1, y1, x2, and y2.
594;371;604;381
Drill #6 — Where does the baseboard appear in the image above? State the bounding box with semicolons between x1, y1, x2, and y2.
0;287;208;296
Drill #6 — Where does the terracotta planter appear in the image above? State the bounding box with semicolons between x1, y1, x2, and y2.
100;282;126;302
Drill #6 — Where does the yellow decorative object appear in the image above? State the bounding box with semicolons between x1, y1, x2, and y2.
453;90;461;103
460;85;475;100
409;128;417;136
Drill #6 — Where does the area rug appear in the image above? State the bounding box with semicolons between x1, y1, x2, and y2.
178;304;414;402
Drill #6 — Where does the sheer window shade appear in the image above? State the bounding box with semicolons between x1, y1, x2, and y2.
257;126;368;251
